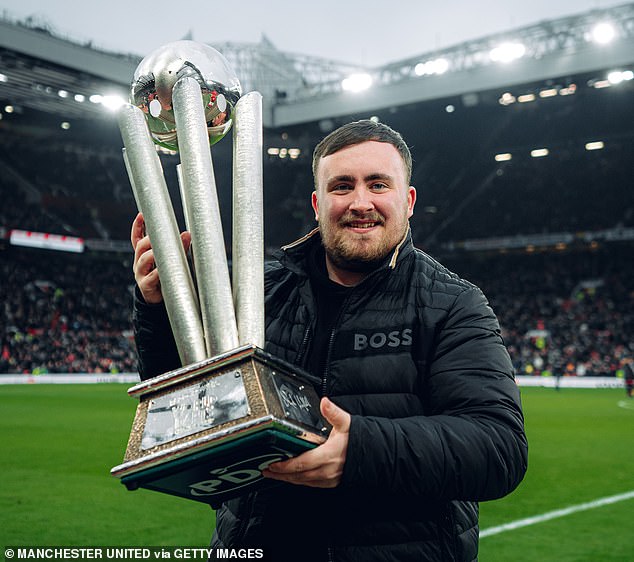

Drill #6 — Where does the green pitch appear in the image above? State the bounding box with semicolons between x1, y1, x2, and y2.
1;384;633;560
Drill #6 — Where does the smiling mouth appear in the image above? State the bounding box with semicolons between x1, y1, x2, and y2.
345;221;380;229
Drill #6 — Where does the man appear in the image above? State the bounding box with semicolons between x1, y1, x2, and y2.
132;120;528;561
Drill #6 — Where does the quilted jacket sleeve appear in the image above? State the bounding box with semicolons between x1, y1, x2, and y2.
132;286;181;380
341;286;528;501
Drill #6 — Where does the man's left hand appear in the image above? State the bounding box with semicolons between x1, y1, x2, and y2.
262;397;351;488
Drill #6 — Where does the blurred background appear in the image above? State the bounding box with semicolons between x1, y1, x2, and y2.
1;2;632;381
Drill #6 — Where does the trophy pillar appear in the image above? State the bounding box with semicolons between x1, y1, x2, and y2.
111;41;328;505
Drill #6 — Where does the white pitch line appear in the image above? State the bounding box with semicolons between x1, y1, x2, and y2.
480;490;634;538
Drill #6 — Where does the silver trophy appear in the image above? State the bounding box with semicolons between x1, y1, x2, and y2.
111;41;328;505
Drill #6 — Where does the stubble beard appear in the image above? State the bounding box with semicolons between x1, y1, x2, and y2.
319;213;409;273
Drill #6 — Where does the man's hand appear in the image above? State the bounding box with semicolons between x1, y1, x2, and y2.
262;397;351;488
131;212;191;304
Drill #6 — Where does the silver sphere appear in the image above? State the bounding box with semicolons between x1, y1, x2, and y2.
131;40;242;150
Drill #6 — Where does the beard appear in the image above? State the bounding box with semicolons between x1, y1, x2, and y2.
319;211;409;273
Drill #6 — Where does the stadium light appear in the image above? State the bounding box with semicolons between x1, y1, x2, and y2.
531;148;549;158
341;73;373;93
0;73;7;83
490;43;526;63
414;58;449;76
585;141;605;151
591;22;616;44
559;84;577;96
100;95;126;111
539;88;558;98
517;93;536;103
495;153;512;162
74;94;85;102
607;70;634;84
499;92;516;105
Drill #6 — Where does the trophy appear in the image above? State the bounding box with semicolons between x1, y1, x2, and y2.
111;41;328;506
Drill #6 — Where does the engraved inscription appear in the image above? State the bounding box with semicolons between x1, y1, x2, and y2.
270;372;322;429
141;370;249;449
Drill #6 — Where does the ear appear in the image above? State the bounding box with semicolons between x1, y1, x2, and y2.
311;190;319;221
407;186;417;218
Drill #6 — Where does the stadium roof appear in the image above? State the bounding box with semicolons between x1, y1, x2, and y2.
0;3;633;127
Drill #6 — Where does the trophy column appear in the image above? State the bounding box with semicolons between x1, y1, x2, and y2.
111;41;328;505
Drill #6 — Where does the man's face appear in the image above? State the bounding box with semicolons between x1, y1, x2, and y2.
312;140;416;280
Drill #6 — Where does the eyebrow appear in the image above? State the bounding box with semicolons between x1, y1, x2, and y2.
326;173;394;186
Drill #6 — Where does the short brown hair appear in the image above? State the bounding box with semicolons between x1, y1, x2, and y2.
312;120;412;186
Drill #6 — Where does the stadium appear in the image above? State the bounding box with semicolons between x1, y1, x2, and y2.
1;3;633;561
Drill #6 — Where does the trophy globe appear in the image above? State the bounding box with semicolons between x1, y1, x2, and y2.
131;40;242;150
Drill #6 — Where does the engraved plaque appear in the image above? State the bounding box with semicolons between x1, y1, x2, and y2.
141;370;249;449
112;345;330;505
271;371;323;429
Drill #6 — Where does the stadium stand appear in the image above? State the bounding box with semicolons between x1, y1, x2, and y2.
0;6;632;378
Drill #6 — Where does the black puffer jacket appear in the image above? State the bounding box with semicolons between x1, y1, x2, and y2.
134;229;528;562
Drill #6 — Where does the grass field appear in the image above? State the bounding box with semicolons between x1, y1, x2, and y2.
1;384;633;560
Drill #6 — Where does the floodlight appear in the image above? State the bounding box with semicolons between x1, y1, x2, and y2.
495;153;512;162
518;94;536;103
341;73;372;93
100;95;126;111
608;70;634;84
539;88;558;98
585;141;604;151
591;22;616;44
414;58;449;76
490;43;526;63
531;148;549;158
499;92;516;105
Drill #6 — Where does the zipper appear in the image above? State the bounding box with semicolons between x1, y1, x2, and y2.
320;294;353;397
295;323;312;368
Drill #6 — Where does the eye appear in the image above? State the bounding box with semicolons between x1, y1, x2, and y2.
331;184;353;192
370;182;389;191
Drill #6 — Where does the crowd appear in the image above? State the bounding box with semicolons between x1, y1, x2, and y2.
0;248;137;374
447;246;634;379
1;119;632;378
0;241;631;378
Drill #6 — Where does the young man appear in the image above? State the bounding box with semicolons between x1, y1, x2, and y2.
131;120;528;561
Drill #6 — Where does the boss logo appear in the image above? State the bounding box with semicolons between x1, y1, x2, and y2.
189;453;291;496
353;328;413;351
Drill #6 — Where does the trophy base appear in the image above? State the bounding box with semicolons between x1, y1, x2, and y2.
111;345;328;506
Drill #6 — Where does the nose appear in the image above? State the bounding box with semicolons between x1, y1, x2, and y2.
348;186;375;214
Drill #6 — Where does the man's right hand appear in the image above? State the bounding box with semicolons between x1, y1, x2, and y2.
130;212;191;304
